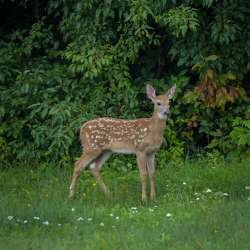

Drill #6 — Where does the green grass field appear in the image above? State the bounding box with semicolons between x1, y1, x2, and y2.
1;158;250;250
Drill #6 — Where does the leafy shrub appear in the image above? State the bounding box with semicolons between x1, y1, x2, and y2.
0;0;250;168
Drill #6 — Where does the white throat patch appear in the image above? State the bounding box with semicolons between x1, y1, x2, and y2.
158;113;167;119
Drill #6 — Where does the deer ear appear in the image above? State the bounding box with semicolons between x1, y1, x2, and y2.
165;84;176;99
146;84;156;101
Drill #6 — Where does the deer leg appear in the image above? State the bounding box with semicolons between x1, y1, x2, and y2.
69;151;100;199
136;152;148;202
90;151;111;197
147;153;156;200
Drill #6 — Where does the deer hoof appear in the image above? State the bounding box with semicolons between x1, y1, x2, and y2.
150;193;156;200
68;191;75;200
141;194;148;203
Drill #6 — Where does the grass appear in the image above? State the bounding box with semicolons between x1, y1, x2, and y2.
1;158;250;250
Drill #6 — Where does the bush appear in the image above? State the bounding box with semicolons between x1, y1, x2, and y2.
0;0;249;167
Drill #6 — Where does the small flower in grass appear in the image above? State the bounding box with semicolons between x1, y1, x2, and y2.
205;188;212;193
99;222;104;227
223;193;229;196
87;218;92;221
131;207;137;210
131;209;138;214
115;216;119;220
196;197;200;200
57;224;62;227
248;197;250;201
23;220;28;224
77;217;84;221
245;186;250;190
7;216;13;221
194;192;199;196
43;221;49;225
148;208;154;212
71;208;75;212
183;182;187;185
166;213;172;217
33;216;40;220
154;205;158;208
110;213;114;217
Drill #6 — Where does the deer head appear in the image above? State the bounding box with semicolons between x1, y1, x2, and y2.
147;84;176;119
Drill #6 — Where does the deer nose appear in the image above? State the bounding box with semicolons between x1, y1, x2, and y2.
164;109;170;116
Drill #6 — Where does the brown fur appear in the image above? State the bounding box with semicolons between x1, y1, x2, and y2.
69;84;176;202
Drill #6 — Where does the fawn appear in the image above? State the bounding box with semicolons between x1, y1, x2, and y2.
69;84;176;202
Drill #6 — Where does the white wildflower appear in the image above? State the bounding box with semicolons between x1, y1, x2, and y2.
131;210;138;214
115;216;119;220
245;186;250;190
7;216;13;220
58;223;62;226
194;192;199;196
99;222;104;227
110;213;114;217
248;197;250;201
206;188;212;193
148;208;154;212
43;221;49;225
87;218;92;221
223;193;229;196
196;197;200;200
166;213;172;217
77;217;84;221
131;207;137;210
183;182;187;185
33;216;40;220
71;208;75;212
23;220;28;224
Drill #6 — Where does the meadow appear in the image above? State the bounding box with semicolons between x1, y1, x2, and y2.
1;157;250;250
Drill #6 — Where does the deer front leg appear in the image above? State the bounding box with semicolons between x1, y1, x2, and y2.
147;153;156;200
136;152;148;203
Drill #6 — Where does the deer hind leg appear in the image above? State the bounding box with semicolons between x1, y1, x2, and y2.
147;153;156;200
90;151;111;197
69;150;101;199
136;152;148;203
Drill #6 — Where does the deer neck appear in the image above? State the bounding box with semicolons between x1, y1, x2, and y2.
150;110;167;135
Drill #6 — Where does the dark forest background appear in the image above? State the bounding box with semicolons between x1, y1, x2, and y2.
0;0;250;167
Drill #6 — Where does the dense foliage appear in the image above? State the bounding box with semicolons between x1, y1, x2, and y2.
0;0;250;167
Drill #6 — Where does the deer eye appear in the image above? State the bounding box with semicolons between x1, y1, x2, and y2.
157;102;161;106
